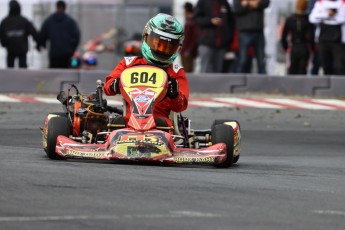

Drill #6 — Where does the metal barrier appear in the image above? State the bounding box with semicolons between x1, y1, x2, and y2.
0;68;344;97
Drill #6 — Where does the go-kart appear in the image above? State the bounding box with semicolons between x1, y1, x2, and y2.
41;65;241;167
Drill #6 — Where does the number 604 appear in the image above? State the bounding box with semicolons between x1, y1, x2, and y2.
130;72;157;84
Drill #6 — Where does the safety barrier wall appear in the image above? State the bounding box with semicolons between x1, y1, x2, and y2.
0;68;344;97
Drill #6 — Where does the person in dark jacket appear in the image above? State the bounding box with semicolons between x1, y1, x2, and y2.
180;2;198;73
194;0;235;73
39;0;80;68
281;0;314;75
233;0;270;74
0;0;40;68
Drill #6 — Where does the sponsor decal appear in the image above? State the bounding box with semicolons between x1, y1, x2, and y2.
173;62;182;73
125;56;136;65
174;157;215;163
116;134;163;146
65;149;105;159
109;131;172;153
145;91;155;96
127;146;138;158
117;139;163;146
126;146;152;158
135;95;150;103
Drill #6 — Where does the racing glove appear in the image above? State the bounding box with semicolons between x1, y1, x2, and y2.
166;77;179;99
109;78;120;94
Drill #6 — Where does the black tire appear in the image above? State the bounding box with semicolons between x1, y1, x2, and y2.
212;124;234;168
212;119;241;164
233;155;239;164
212;119;241;130
46;117;70;160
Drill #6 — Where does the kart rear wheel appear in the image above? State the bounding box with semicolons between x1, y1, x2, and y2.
212;124;234;168
46;117;70;160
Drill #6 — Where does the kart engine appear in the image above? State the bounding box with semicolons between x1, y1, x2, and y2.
58;89;109;143
73;92;108;141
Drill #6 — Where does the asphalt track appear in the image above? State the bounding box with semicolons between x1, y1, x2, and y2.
1;101;345;230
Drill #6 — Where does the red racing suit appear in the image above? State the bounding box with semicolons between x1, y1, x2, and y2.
104;56;189;126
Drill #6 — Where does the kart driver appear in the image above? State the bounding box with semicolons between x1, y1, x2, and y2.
104;13;189;127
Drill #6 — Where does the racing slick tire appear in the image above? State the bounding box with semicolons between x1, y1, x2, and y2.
212;124;234;168
46;116;70;160
212;119;241;130
212;120;240;163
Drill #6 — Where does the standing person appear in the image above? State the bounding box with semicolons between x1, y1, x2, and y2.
0;0;40;68
307;0;320;75
104;13;188;127
309;0;345;75
180;2;198;73
233;0;270;74
194;0;235;73
308;0;320;75
281;0;314;75
39;0;80;68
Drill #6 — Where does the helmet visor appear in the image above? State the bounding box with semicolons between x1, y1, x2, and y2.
144;31;180;59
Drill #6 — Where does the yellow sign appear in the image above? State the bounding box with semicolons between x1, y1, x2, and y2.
121;65;167;88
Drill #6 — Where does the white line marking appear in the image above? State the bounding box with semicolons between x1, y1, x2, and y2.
312;99;345;108
312;210;345;216
0;95;19;102
215;97;284;108
33;97;60;104
170;211;222;217
265;98;336;110
0;211;223;222
189;100;234;108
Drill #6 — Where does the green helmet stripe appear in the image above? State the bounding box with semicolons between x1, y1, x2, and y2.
151;28;182;39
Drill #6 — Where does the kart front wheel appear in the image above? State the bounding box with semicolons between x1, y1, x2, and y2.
212;119;241;164
46;117;70;160
212;124;234;168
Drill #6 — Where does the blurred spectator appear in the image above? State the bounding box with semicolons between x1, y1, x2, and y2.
39;0;80;68
307;0;320;75
307;0;317;13
180;2;198;73
233;0;270;74
70;51;81;69
82;51;98;70
281;0;314;75
123;33;142;56
194;0;235;73
309;0;345;75
0;0;40;68
228;29;255;73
